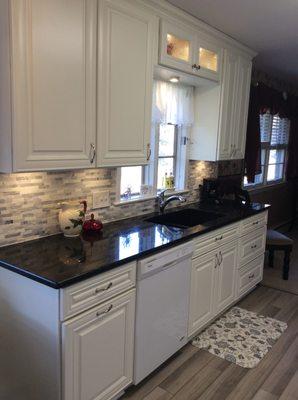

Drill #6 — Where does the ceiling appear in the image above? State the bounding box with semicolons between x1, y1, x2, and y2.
168;0;298;87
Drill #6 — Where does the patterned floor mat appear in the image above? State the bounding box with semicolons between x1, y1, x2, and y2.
192;307;287;368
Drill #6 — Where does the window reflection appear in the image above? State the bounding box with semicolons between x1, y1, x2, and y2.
154;225;181;247
119;232;140;259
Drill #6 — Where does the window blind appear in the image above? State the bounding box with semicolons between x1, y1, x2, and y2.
271;116;290;145
260;113;272;143
260;113;290;145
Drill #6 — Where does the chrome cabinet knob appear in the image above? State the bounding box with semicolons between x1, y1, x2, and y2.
192;63;201;71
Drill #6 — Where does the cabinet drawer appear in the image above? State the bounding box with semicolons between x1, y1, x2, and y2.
237;255;264;298
240;211;268;236
193;223;239;259
60;262;136;320
238;226;266;267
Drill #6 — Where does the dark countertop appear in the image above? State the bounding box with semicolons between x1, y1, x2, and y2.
0;201;269;289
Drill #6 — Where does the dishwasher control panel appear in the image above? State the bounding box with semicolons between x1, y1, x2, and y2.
137;241;193;278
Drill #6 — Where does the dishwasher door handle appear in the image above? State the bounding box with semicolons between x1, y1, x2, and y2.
162;260;178;271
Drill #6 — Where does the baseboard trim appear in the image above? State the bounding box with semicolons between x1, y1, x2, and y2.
260;283;298;297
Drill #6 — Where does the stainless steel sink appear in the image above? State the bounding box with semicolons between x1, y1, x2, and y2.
146;208;224;229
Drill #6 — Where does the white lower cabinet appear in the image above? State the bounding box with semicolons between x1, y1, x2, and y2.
214;243;237;314
188;250;216;337
188;214;268;338
62;289;136;400
236;255;264;299
188;241;237;337
238;226;267;267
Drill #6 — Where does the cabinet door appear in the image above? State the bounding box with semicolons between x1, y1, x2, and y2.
97;0;157;166
233;56;252;159
188;251;216;337
193;38;222;81
214;242;237;314
160;19;196;74
11;0;97;171
217;50;238;160
63;290;135;400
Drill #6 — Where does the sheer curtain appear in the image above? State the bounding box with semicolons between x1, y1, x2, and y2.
152;80;194;126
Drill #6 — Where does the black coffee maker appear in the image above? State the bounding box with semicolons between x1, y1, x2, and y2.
200;176;251;205
200;178;220;203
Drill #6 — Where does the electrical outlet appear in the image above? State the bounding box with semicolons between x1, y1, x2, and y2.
92;191;110;209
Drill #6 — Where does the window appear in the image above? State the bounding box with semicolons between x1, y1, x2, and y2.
119;166;145;199
157;124;177;189
118;80;193;203
244;112;290;188
118;124;188;202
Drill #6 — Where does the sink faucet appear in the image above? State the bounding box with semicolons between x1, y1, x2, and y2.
157;189;187;214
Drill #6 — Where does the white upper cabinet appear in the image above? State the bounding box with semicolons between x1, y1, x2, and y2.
218;51;252;160
0;0;255;172
8;0;97;171
97;0;158;167
233;56;252;159
159;19;222;81
190;49;252;161
193;38;222;81
0;0;157;171
217;50;239;160
160;20;196;74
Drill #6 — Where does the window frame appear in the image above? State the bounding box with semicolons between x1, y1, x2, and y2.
244;113;289;190
158;124;178;190
116;123;189;203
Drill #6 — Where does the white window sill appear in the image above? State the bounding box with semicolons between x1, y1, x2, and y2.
244;180;287;194
113;189;189;206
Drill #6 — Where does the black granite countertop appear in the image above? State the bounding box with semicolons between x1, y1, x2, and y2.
0;201;270;289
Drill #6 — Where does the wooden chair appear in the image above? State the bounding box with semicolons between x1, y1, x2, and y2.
266;230;293;280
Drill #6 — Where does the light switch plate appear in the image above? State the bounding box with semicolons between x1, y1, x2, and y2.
92;191;110;209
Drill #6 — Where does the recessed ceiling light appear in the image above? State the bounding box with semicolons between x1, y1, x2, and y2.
169;76;180;83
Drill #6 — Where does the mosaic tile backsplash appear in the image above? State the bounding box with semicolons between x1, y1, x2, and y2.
0;160;220;247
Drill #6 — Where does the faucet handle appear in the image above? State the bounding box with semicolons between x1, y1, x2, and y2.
158;189;168;200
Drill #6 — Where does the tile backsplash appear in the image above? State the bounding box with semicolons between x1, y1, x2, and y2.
0;160;220;247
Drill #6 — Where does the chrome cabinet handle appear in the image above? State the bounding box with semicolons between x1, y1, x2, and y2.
251;244;257;249
215;235;223;242
146;143;151;161
96;304;113;318
219;251;223;265
230;144;236;158
215;254;219;268
95;282;113;295
89;143;96;164
249;273;255;279
252;221;259;226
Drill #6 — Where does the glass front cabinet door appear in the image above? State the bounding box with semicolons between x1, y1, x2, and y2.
160;20;196;74
195;39;221;80
160;20;221;81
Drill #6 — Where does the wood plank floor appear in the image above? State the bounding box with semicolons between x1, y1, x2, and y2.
121;286;298;400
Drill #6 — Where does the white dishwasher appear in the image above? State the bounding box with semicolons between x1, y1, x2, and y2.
134;241;193;384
